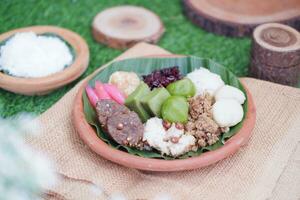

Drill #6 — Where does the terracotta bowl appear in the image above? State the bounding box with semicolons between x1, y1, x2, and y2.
72;55;256;171
0;26;89;95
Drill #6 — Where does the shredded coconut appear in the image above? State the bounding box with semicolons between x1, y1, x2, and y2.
143;117;196;157
0;32;73;78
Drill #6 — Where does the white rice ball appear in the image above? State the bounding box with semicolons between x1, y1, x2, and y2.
215;85;246;104
212;99;244;127
187;68;224;96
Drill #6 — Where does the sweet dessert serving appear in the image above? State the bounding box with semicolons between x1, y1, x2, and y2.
83;56;249;159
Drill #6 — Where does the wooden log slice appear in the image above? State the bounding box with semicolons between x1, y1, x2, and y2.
250;23;300;86
252;23;300;67
92;6;165;49
183;0;300;37
250;58;300;86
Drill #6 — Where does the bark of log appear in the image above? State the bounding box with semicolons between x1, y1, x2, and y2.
250;23;300;86
182;0;300;37
251;38;300;67
92;6;165;49
250;59;300;86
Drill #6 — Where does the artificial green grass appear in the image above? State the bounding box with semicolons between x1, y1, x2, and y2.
0;0;251;118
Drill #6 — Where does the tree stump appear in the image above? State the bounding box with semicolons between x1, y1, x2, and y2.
92;6;165;49
182;0;300;37
250;23;300;86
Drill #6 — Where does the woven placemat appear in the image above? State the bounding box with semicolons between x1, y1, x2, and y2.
25;43;300;200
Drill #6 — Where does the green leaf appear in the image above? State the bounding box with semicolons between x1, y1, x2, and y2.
123;146;163;158
83;56;248;159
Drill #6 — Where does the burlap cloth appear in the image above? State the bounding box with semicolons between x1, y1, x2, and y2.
25;43;300;200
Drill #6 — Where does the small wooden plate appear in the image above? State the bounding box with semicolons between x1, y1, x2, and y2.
92;6;165;49
72;55;256;172
0;26;89;95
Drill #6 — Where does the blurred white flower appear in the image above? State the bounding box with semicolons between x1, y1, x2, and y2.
13;113;41;135
89;184;103;197
0;114;56;200
109;192;127;200
153;193;172;200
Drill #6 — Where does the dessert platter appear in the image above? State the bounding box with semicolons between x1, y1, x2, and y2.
72;55;256;171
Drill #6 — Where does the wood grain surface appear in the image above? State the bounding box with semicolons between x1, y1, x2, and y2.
92;6;165;49
183;0;300;37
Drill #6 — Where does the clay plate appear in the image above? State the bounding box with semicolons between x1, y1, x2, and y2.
0;26;89;95
72;55;256;171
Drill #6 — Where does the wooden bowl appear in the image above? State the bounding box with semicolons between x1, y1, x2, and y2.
0;26;89;95
72;55;256;171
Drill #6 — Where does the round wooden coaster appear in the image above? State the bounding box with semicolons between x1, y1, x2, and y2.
183;0;300;37
92;6;165;49
250;23;300;86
